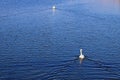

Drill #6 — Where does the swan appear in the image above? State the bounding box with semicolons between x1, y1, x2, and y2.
79;49;85;59
52;6;56;9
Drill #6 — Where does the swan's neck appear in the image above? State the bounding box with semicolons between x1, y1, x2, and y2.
80;49;83;55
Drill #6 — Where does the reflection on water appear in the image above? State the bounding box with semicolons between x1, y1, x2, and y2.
79;58;84;64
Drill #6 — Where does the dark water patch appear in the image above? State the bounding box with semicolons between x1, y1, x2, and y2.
86;56;120;77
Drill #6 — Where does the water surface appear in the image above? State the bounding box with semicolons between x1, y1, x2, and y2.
0;0;120;80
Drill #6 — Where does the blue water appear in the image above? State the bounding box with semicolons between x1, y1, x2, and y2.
0;0;120;80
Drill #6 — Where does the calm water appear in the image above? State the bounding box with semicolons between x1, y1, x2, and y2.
0;0;120;80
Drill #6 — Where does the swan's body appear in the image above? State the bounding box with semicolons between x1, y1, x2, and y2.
79;49;85;59
52;6;56;9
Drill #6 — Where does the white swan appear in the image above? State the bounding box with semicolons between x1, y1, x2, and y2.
79;49;85;59
52;6;56;9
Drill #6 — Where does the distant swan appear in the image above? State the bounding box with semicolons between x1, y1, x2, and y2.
79;49;85;59
52;6;56;9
